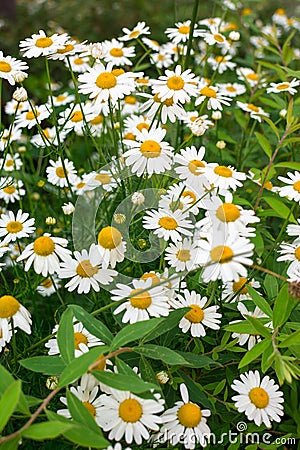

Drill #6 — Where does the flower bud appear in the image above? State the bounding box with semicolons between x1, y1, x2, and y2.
12;87;28;102
216;140;226;149
131;192;145;205
13;71;28;83
229;31;240;41
212;111;222;120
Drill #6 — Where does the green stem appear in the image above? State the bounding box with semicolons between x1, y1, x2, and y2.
184;0;199;70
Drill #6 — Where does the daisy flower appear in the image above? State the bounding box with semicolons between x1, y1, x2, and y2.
165;20;204;44
237;67;262;87
231;370;284;428
83;171;117;193
287;219;300;237
58;103;95;135
31;126;67;148
206;164;246;195
36;275;61;297
105;444;131;450
151;65;199;104
272;8;287;26
278;171;300;202
195;80;232;110
66;55;91;73
4;98;29;116
202;25;230;50
0;51;28;85
47;38;87;61
169;289;221;337
123;114;152;137
0;295;32;337
111;277;170;324
0;127;22;151
19;30;68;58
45;319;104;357
139;93;187;124
58;243;117;294
143;209;193;243
97;226;126;269
165;238;199;273
104;38;135;66
207;54;236;74
50;92;75;107
121;95;140;115
14;104;51;130
159;182;201;215
151;49;174;69
97;388;164;444
46;157;77;188
123;126;174;176
196;235;254;282
217;82;246;97
277;240;300;277
16;233;71;277
0;178;26;204
236;101;269;122
174;146;210;193
222;277;261;302
0;321;12;353
155;383;211;449
142;37;161;51
0;153;22;172
119;21;150;41
0;209;35;244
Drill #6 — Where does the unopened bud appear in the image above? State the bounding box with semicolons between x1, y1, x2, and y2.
113;213;126;224
13;71;28;83
216;140;226;149
12;87;28;102
46;376;59;390
190;117;207;136
212;111;222;120
45;216;56;225
156;370;169;384
288;281;300;300
131;192;145;205
62;202;75;215
229;31;240;41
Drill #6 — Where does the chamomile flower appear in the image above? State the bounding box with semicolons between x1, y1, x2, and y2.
0;295;32;337
105;444;131;450
174;146;210;193
237;67;262;87
277;241;300;277
231;370;284;428
222;277;261;302
236;101;269;122
165;20;204;44
202;25;230;50
58;103;95;135
287;219;300;237
207;54;236;73
97;388;164;444
97;226;126;269
119;21;150;41
46;157;77;188
58;243;117;294
165;239;199;273
111;277;170;323
159;182;201;215
217;82;246;97
31;126;67;147
17;233;71;276
195;81;232;110
139;93;187;124
123;126;174;176
151;65;199;104
15;105;51;129
169;289;221;337
206;164;246;194
19;30;68;58
0;178;26;204
0;51;28;85
50;92;75;106
0;153;22;172
4;98;29;116
155;383;211;449
151;49;174;69
0;322;12;353
83;171;117;193
36;275;61;297
0;210;35;244
0;127;22;151
47;38;87;60
45;319;104;357
196;235;254;282
66;55;91;73
104;38;135;66
278;171;300;202
143;209;193;243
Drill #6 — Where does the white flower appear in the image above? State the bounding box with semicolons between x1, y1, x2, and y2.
0;153;23;172
278;171;300;202
237;67;264;87
0;178;26;204
277;240;300;277
159;182;201;216
15;105;51;129
58;103;95;135
19;30;68;58
31;126;67;148
202;25;230;50
217;82;246;97
104;38;135;66
0;209;35;244
165;238;199;272
222;277;261;302
0;295;31;337
119;21;150;41
139;92;187;124
174;146;210;193
143;209;193;243
48;39;87;60
62;202;75;215
165;20;204;44
195;81;231;110
0;51;28;85
190;115;214;136
131;192;145;205
12;87;28;102
231;370;284;427
207;54;236;74
205;164;246;195
66;55;91;73
36;275;61;297
46;157;77;188
97;226;126;269
236;101;269;122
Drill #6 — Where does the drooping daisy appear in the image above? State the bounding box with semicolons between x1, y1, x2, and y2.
217;82;246;97
195;80;232;110
277;240;300;277
104;38;135;66
0;127;22;152
151;65;199;104
97;226;126;269
165;20;204;44
123;126;174;176
0;209;35;244
58;243;117;294
46;157;77;188
278;171;300;203
119;21;150;41
0;178;26;204
231;370;284;428
196;235;254;282
139;93;187;124
36;274;61;297
165;238;199;273
222;277;261;302
0;51;28;85
206;164;246;195
174;146;210;193
17;233;71;276
58;103;95;135
0;153;22;172
66;54;91;73
143;209;193;243
31;126;67;147
237;67;263;87
169;289;221;337
19;30;68;58
97;388;164;444
236;101;269;122
207;54;236;74
202;25;230;50
155;383;211;449
159;182;201;216
0;295;32;338
14;104;51;130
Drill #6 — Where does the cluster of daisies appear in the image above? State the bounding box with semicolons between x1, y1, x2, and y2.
0;4;299;448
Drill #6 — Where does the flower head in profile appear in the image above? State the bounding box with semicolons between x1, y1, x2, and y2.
0;51;28;85
97;226;126;269
0;295;32;340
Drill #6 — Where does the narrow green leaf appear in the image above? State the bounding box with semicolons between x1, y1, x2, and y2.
0;365;30;416
19;356;66;375
66;389;101;434
263;274;278;301
110;317;164;351
91;371;157;394
22;421;74;440
261;342;274;373
115;357;135;376
239;339;270;368
286;98;294;127
280;66;300;79
275;161;300;171
57;307;75;363
273;284;299;328
0;437;20;450
142;308;190;343
260;116;280;139
170;351;218;368
263;195;296;223
213;379;226;395
245;316;272;339
139;356;161;388
71;305;113;344
247;285;273;317
0;380;21;433
225;320;269;334
278;329;300;348
63;424;109;448
134;344;188;365
255;132;272;158
179;372;212;410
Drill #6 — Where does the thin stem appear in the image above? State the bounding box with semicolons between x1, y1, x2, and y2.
184;0;199;70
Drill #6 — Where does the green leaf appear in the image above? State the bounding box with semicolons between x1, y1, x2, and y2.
286;98;294;127
280;65;300;79
239;339;271;368
245;316;272;339
273;284;299;328
71;305;113;344
22;421;74;440
247;285;273;317
57;307;75;363
0;365;30;416
260;116;280;139
263;274;278;301
213;379;226;395
19;356;66;375
255;132;272;158
110;317;164;351
275;161;300;171
225;320;269;334
172;351;218;368
139;356;160;387
0;437;20;450
66;389;101;434
278;329;300;348
134;344;188;365
142;308;190;343
91;371;157;394
58;346;108;388
263;195;296;223
179;371;212;409
261;342;274;373
0;380;21;433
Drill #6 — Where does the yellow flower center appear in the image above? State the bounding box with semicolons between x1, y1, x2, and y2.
33;236;55;256
242;8;253;15
184;304;204;323
210;245;234;263
35;37;53;48
129;30;140;38
0;295;20;318
182;191;196;203
130;288;152;309
119;398;143;422
215;55;226;63
76;182;85;189
98;226;122;250
55;166;67;178
96;72;117;89
5;160;14;167
3;185;16;194
70;110;83;122
136;77;148;84
177;402;202;427
188;159;205;175
41;278;53;288
73;57;84;65
216;203;240;222
124;95;136;104
110;47;124;57
74;331;88;350
140;140;161;158
276;83;290;90
42;129;51;139
90;115;104;125
158;55;165;61
167;76;185;90
124;132;136;140
293;181;300;193
169;200;184;211
76;259;98;278
93;353;106;371
140;272;160;286
226;86;237;92
26;110;40;121
246;73;258;81
214;165;233;178
249;387;269;408
136;122;150;132
83;401;96;417
95;173;111;184
112;68;125;76
158;216;178;230
247;104;260;113
200;86;217;98
55;95;67;102
276;8;286;15
57;44;74;54
0;61;12;72
6;221;23;234
232;277;248;294
295;246;300;261
213;33;225;43
176;249;191;262
178;25;190;34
